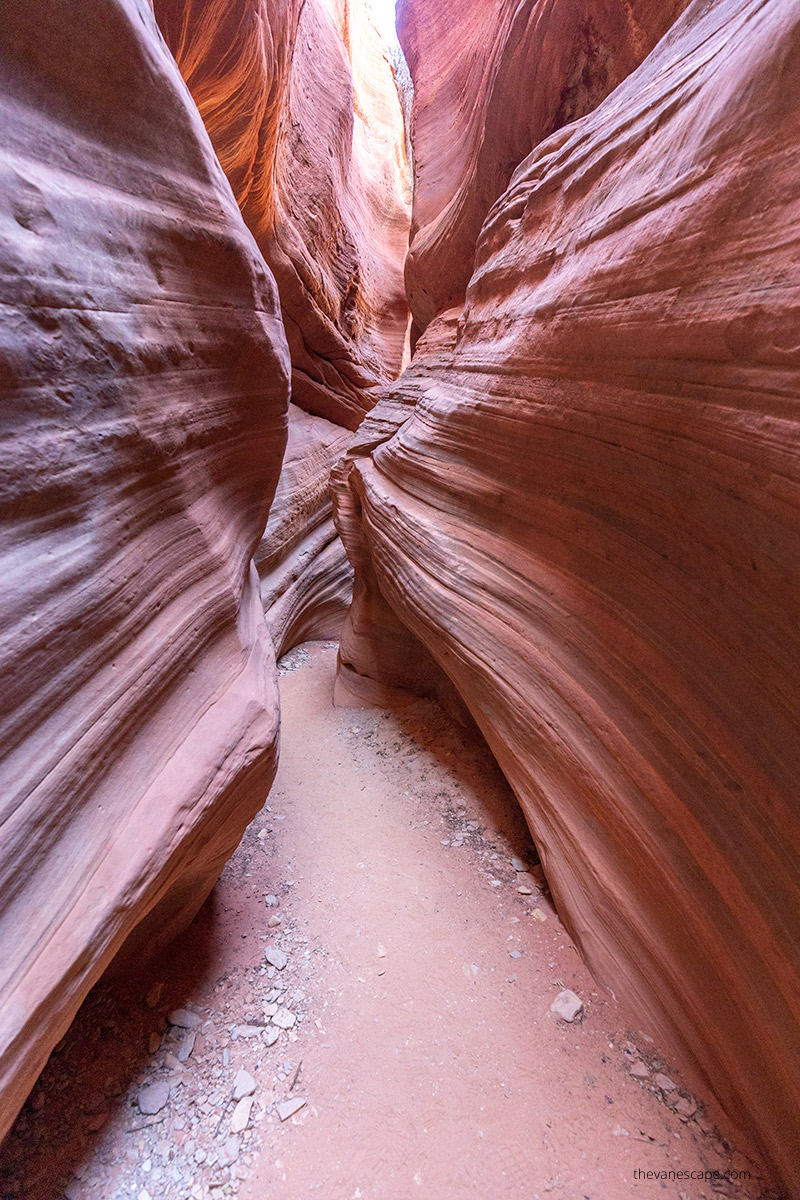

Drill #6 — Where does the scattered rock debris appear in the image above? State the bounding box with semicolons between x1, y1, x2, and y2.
0;643;769;1200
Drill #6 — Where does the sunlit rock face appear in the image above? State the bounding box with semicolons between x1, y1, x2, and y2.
154;0;411;647
398;0;690;343
334;0;800;1190
0;0;289;1139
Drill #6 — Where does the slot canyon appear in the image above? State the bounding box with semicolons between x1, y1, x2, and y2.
0;0;798;1196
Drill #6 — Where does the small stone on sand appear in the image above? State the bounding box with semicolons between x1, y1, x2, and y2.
177;1031;196;1062
168;1009;202;1030
230;1096;254;1134
277;1097;306;1122
145;983;164;1009
265;946;288;970
271;1008;296;1030
218;1136;240;1167
550;990;583;1023
232;1070;257;1102
137;1082;170;1115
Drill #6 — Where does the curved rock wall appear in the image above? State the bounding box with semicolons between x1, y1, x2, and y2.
334;309;467;713
257;406;354;657
334;0;800;1189
398;0;690;342
154;0;411;648
0;0;289;1139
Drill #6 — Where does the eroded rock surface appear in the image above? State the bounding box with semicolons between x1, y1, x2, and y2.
154;0;411;647
257;406;354;657
334;309;469;716
0;0;289;1139
334;0;800;1189
398;0;690;342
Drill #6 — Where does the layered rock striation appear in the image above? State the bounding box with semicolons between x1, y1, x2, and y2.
398;0;691;343
334;0;800;1189
0;0;289;1138
257;405;354;656
154;0;411;647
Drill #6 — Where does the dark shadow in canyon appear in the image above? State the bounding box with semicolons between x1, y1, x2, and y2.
388;698;543;881
0;893;225;1200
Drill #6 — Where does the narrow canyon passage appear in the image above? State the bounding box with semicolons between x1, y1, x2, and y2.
1;646;755;1200
3;0;799;1193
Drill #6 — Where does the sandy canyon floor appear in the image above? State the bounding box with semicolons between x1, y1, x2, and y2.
0;644;768;1200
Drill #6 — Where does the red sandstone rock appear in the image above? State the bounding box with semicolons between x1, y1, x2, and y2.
0;0;289;1140
397;0;690;342
154;0;411;645
155;0;410;425
257;406;354;656
335;0;800;1190
334;309;469;716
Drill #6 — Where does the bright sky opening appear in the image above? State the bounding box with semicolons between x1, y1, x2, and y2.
368;0;399;49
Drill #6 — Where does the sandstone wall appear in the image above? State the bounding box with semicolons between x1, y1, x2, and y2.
0;0;289;1138
154;0;411;648
398;0;690;343
333;0;800;1189
257;406;354;657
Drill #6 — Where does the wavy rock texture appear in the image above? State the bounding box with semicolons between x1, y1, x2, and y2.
334;0;800;1189
154;0;411;647
257;406;354;657
0;0;289;1139
398;0;691;342
334;309;466;713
